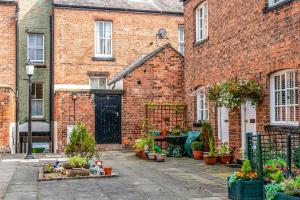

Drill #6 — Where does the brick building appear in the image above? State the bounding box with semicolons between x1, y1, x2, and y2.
0;0;17;152
183;0;300;151
52;0;184;151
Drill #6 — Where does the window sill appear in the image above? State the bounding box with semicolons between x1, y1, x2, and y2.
92;57;116;62
31;117;46;121
33;63;47;68
193;37;209;47
263;0;295;13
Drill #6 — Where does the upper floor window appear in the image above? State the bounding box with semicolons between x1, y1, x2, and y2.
95;21;112;57
270;70;298;125
195;1;208;42
90;77;107;89
27;33;44;63
268;0;285;7
31;83;44;118
178;26;184;54
196;88;209;121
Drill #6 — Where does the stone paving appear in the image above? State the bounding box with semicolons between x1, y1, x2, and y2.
0;152;236;200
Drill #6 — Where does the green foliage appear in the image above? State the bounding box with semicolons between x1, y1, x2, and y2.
64;123;96;159
207;78;263;108
280;179;298;196
43;162;54;173
296;175;300;188
265;183;281;200
218;142;230;156
191;141;203;151
264;159;286;183
202;121;214;154
228;172;238;187
68;155;87;168
133;134;155;152
241;159;252;173
208;136;215;156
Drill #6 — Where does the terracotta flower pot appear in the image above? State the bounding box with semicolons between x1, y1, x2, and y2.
204;156;217;165
220;155;233;164
192;149;203;160
142;151;147;159
147;153;156;160
135;149;143;157
103;166;112;176
156;154;166;162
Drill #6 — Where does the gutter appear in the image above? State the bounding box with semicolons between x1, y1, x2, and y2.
52;4;184;16
15;2;19;153
50;13;54;153
0;1;16;5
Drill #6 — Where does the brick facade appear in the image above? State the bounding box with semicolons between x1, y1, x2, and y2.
53;6;184;151
53;8;183;85
184;0;300;147
54;45;184;151
122;46;185;147
0;2;16;151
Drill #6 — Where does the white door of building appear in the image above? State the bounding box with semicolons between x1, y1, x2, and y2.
241;101;257;153
218;107;229;143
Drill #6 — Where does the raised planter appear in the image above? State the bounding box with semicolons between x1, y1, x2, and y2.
227;178;263;200
276;193;300;200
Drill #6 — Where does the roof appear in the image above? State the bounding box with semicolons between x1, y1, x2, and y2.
0;0;16;4
108;43;183;85
53;0;183;15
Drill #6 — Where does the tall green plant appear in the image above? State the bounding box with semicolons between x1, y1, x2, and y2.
64;123;96;159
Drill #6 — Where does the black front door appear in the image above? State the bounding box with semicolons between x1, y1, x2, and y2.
95;95;121;144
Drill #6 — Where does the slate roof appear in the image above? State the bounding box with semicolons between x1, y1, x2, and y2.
53;0;183;14
0;0;16;3
108;43;182;85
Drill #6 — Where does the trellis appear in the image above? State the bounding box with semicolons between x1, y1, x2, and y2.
145;103;187;131
246;127;300;177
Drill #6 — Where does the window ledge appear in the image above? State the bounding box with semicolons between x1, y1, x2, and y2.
31;117;46;121
193;37;209;47
92;57;116;62
263;0;295;13
33;64;47;68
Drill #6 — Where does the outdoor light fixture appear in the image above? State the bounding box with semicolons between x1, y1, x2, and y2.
25;60;34;76
25;60;35;159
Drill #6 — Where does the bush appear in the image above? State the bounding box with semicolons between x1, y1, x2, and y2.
191;141;203;151
280;179;298;196
64;123;96;159
294;145;300;168
68;155;87;168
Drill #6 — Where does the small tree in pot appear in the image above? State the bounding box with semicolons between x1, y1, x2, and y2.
203;135;217;165
191;141;203;160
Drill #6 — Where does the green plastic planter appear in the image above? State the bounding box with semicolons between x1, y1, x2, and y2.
227;177;264;200
276;193;300;200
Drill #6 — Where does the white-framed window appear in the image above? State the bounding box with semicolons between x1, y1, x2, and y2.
27;33;44;63
196;88;209;121
195;1;208;42
31;83;44;118
67;125;75;144
95;21;112;57
268;0;285;7
270;70;298;125
90;77;107;89
178;25;184;54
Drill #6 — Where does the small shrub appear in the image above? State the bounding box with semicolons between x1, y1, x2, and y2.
43;162;54;174
241;159;252;174
281;179;298;196
265;183;281;200
68;155;87;168
64;123;96;159
191;141;203;151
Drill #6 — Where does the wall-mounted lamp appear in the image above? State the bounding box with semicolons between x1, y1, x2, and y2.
137;79;141;85
72;93;77;101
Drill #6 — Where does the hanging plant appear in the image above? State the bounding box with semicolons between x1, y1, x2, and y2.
207;78;263;109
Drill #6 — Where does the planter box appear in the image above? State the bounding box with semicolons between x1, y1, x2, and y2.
227;177;263;200
277;193;300;200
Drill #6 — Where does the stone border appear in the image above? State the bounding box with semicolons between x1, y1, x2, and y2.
37;167;119;182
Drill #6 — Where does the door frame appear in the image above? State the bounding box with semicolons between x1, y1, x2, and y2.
217;106;229;143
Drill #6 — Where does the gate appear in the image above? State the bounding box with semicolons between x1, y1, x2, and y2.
95;95;121;144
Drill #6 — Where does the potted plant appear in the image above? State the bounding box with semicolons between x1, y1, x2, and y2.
218;142;233;164
171;125;182;136
203;135;217;165
227;159;263;200
156;150;166;162
191;141;203;160
277;176;300;200
103;166;112;176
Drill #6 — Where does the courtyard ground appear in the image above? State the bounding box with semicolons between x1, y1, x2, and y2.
0;151;235;200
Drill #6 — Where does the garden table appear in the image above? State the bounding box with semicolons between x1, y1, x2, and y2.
165;135;187;157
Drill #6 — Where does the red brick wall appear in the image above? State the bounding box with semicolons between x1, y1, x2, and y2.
0;3;16;150
184;0;300;147
122;46;185;147
54;46;184;150
54;91;95;151
53;8;183;85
